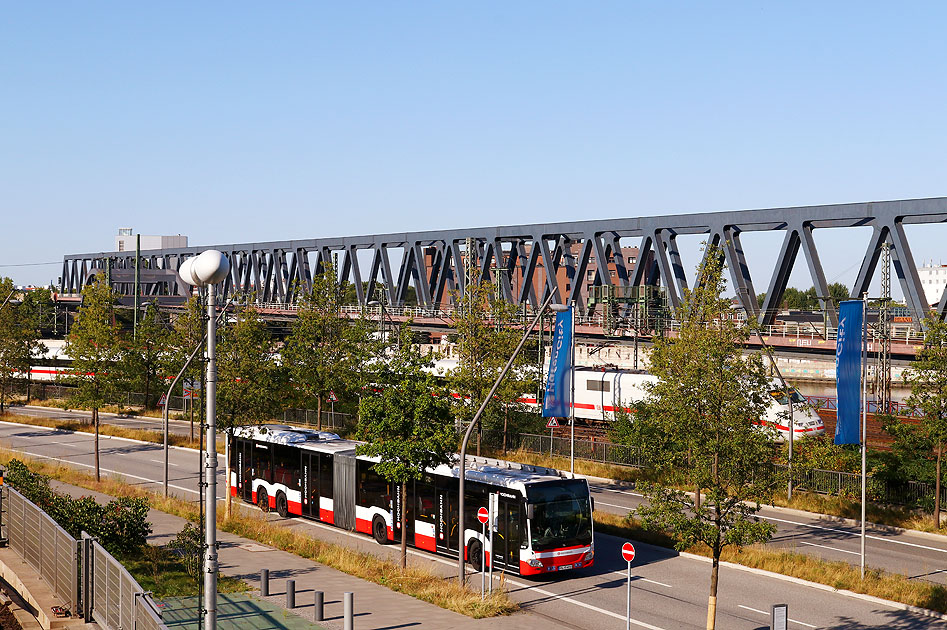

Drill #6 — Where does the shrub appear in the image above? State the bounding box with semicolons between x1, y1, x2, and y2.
5;459;151;555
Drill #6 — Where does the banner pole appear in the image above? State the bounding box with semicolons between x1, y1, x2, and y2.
860;296;867;579
570;305;576;479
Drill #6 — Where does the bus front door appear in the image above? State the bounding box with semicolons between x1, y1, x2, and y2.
493;497;521;571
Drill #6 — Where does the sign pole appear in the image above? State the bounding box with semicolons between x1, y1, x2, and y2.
626;559;631;630
621;541;636;630
489;493;496;594
481;520;486;599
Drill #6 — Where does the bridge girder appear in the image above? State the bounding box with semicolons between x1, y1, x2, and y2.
62;197;947;328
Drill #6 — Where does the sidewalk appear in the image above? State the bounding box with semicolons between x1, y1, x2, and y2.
49;481;570;630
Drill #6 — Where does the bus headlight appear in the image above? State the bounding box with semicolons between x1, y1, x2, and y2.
527;558;543;568
582;548;594;562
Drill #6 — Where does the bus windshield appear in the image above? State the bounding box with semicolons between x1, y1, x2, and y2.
769;389;806;405
526;479;593;551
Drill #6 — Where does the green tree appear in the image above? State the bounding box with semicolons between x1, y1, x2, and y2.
627;247;778;630
120;304;169;409
63;280;124;480
357;326;456;567
903;314;947;527
449;281;538;454
284;264;375;428
217;302;283;430
0;279;45;412
828;282;850;304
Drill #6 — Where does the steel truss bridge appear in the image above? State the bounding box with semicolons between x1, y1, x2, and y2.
62;197;947;328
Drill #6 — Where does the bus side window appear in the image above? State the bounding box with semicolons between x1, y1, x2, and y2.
416;479;435;524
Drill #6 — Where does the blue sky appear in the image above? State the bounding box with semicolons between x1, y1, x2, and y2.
3;2;947;297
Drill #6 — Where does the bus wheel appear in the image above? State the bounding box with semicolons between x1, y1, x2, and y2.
372;516;389;545
257;488;269;513
276;492;289;518
468;540;483;570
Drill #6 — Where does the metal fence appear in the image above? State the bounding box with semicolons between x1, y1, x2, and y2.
0;485;168;629
3;485;79;615
519;433;947;508
87;535;167;630
283;408;355;432
519;433;649;468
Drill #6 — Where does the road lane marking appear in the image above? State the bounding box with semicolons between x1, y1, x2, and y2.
758;514;947;554
149;458;180;467
798;541;861;556
594;486;645;498
607;570;672;588
595;501;632;510
284;514;668;629
738;604;816;628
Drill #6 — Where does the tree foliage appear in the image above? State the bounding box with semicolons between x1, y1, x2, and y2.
903;314;947;526
448;281;539;452
357;326;457;567
0;278;45;411
624;247;778;629
217;302;283;429
284;264;375;426
63;279;124;480
120;304;169;409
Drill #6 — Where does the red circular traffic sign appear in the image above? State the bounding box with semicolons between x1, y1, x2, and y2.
621;542;636;563
477;507;489;524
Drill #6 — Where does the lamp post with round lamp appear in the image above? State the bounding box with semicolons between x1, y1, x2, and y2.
178;250;230;630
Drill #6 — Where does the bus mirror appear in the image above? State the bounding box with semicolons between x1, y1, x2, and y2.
526;504;534;520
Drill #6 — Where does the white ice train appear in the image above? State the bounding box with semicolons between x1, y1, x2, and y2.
432;359;824;441
560;366;825;441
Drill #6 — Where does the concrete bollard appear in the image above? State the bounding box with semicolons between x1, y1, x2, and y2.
261;569;269;597
314;591;324;622
344;592;354;630
286;579;295;608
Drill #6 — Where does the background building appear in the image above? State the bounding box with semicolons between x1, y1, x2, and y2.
115;228;187;252
918;263;947;306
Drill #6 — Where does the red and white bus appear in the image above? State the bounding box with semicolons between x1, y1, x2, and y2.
229;424;595;576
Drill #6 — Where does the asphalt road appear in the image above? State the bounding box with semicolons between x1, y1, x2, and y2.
14;404;947;587
0;415;943;628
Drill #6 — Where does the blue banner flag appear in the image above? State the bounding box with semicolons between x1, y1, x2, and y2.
542;309;573;417
835;300;864;445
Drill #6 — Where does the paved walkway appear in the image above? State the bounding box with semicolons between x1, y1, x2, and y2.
50;481;570;630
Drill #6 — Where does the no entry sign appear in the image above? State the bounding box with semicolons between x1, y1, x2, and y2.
621;542;636;563
477;507;489;524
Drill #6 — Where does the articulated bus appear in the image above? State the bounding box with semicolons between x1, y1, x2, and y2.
229;424;594;576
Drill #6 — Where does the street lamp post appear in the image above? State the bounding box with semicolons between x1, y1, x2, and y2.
178;251;231;630
457;294;556;585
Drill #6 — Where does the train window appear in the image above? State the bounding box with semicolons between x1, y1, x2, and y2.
587;379;610;392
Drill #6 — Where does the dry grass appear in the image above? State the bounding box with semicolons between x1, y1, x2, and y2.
0;448;517;619
592;509;947;614
1;411;218;452
770;490;946;533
